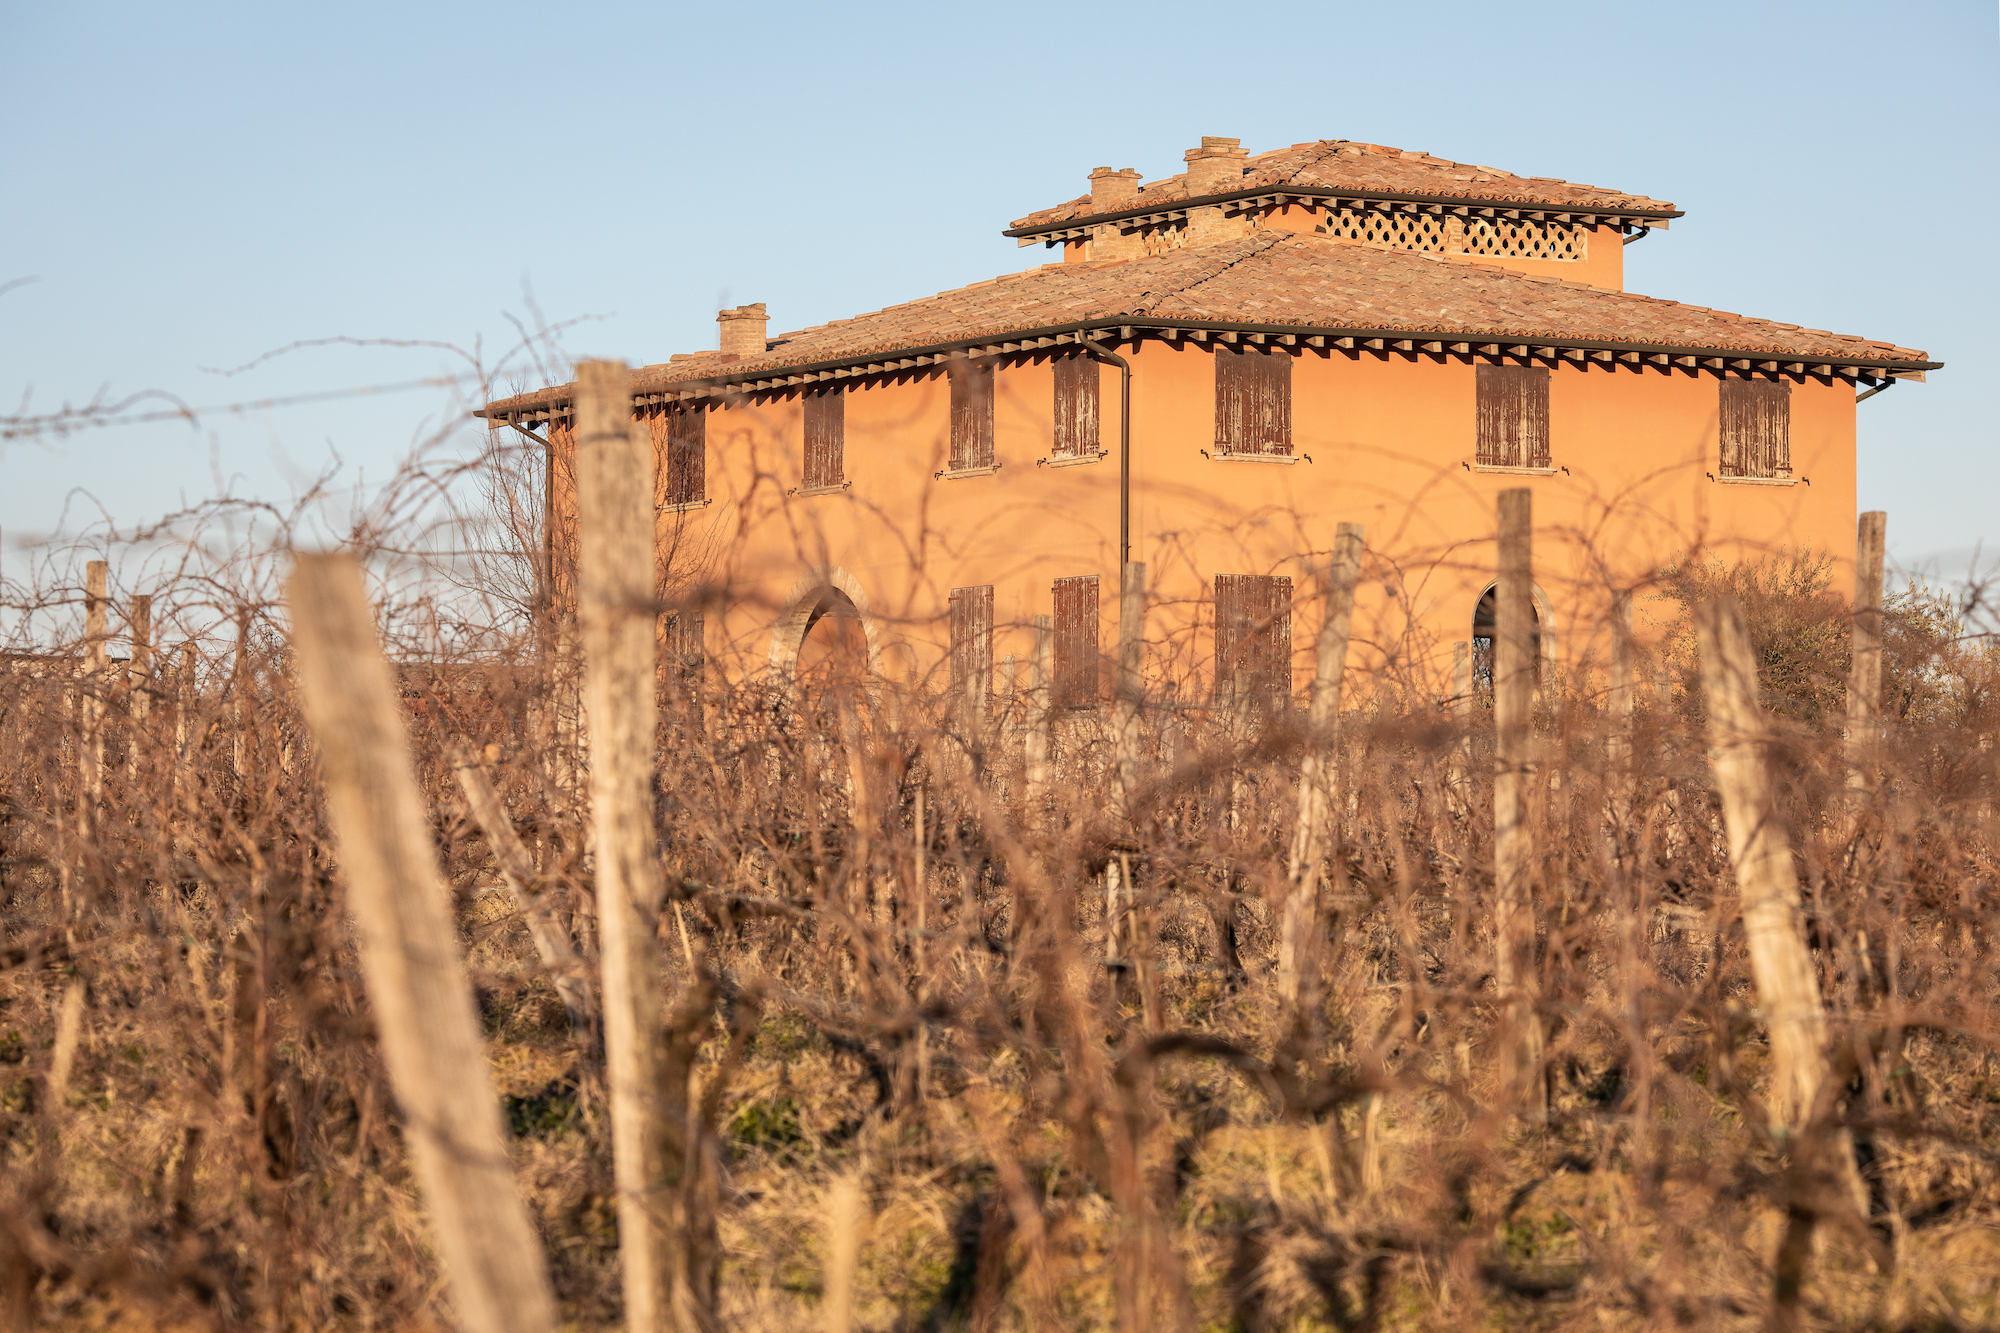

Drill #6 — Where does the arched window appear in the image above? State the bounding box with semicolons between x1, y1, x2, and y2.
1471;585;1540;696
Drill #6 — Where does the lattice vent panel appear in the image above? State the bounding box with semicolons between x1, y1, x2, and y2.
1319;207;1451;253
1463;218;1587;261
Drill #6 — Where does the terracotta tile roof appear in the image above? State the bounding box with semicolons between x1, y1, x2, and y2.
1008;139;1677;234
481;233;1932;416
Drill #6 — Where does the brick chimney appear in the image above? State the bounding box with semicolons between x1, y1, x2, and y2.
1088;166;1142;212
1183;136;1248;195
717;303;768;357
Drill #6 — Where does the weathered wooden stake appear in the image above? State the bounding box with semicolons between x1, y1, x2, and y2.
1113;562;1146;822
230;609;250;782
1493;489;1543;1102
127;594;152;783
1698;597;1836;1133
82;562;107;818
1607;590;1635;824
1846;511;1887;830
288;553;557;1333
577;360;698;1330
1446;641;1472;818
1280;522;1364;1006
1024;614;1053;822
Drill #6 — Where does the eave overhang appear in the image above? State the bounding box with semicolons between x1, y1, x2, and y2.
478;318;1937;425
1003;185;1686;247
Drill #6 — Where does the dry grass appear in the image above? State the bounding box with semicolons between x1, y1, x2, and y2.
4;525;2000;1333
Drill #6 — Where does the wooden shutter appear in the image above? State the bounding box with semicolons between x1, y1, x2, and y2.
664;407;706;506
1475;364;1550;469
949;360;995;471
949;585;994;709
1214;346;1292;457
804;389;844;489
1719;378;1791;479
1214;574;1293;701
1052;355;1100;460
663;611;704;681
1052;575;1099;707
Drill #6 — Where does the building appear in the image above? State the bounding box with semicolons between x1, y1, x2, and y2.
478;136;1938;705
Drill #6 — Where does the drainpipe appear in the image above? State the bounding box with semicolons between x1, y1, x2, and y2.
1080;334;1133;567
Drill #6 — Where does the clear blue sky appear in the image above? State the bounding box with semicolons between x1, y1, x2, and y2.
3;1;1994;573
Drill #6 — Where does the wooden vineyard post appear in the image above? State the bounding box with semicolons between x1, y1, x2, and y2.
1698;596;1837;1134
1112;562;1146;822
1280;522;1364;1007
1446;641;1472;819
230;609;250;782
127;594;152;784
577;360;719;1330
1105;564;1146;963
577;360;671;1327
1846;511;1887;833
1608;590;1635;826
1492;489;1543;1104
1024;614;1053;823
287;554;557;1333
82;562;108;823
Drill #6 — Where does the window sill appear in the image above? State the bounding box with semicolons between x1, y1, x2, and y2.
935;463;1002;480
790;481;850;497
1473;464;1559;476
1039;451;1107;469
1206;451;1301;465
659;498;712;514
1716;474;1798;487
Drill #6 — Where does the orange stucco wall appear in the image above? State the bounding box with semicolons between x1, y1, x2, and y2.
623;343;1856;704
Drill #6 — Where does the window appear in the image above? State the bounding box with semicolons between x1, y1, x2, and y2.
949;359;995;472
803;388;844;490
1053;354;1100;461
662;407;706;508
1052;575;1099;707
1719;378;1791;479
1475;364;1550;470
949;585;994;709
1214;574;1292;702
1214;346;1291;458
1471;585;1540;696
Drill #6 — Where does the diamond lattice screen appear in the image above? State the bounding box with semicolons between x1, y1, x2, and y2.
1321;207;1451;253
1462;218;1587;261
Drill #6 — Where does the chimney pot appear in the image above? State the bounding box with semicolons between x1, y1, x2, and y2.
1183;136;1248;195
717;303;768;357
1088;166;1143;211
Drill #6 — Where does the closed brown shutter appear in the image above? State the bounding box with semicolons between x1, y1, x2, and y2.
949;585;994;707
804;389;844;489
1214;346;1292;457
1214;573;1293;701
1719;378;1791;478
664;407;706;506
1052;575;1099;707
949;360;995;471
1052;354;1099;460
664;611;704;681
1475;364;1550;469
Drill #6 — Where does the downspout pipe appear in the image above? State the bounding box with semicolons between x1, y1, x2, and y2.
1080;333;1133;567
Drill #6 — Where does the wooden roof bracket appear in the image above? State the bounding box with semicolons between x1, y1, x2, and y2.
1856;376;1897;405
